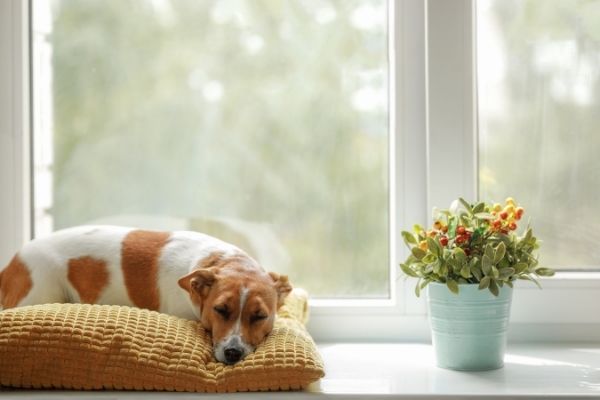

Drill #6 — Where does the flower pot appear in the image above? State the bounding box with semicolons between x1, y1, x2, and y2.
427;282;513;371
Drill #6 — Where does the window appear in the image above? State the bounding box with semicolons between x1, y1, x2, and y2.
31;0;390;298
477;0;600;271
2;0;598;342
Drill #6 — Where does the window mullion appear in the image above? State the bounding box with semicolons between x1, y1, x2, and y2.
426;0;477;217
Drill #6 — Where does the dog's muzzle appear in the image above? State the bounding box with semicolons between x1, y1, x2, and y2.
215;335;254;365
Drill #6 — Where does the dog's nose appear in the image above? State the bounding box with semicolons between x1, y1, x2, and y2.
224;347;243;364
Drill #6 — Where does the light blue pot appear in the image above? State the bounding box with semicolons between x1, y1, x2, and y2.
427;282;513;371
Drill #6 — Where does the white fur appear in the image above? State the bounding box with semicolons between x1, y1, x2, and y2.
214;287;254;363
6;225;242;319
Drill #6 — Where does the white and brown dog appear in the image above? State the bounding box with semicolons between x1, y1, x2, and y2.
0;225;292;364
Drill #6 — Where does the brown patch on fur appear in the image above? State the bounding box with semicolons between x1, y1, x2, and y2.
67;256;109;304
121;230;170;311
242;292;278;347
0;255;33;309
198;251;226;270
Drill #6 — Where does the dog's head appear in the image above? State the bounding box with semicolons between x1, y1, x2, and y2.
178;253;292;364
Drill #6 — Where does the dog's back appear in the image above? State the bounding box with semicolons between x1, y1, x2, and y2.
0;225;242;318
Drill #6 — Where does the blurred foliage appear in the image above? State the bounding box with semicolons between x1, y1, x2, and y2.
43;0;389;297
478;0;600;269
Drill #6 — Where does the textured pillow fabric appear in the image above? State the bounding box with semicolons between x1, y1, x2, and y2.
0;289;323;392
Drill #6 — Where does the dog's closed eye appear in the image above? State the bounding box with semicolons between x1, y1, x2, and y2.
213;305;230;320
249;313;267;324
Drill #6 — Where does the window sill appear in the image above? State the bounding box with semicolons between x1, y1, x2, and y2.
2;343;598;399
308;342;600;398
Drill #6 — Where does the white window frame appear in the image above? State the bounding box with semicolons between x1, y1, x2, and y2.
1;0;599;343
0;0;31;264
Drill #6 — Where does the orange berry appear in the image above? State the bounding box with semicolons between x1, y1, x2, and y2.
433;221;443;230
516;207;524;217
457;226;466;235
427;230;436;238
508;222;517;230
441;225;448;233
500;211;508;220
440;236;449;246
492;220;502;229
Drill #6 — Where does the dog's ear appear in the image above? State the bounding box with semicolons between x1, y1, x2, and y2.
178;252;226;297
178;268;217;297
268;272;293;307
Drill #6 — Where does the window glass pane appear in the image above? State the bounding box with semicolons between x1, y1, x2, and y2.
32;0;390;297
477;0;600;270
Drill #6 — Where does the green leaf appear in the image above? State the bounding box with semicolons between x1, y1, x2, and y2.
448;217;458;238
413;224;424;235
460;214;471;226
427;237;441;257
400;263;419;278
433;260;441;275
439;262;449;277
491;266;500;279
535;267;555;277
411;247;426;260
514;262;528;274
494;242;506;264
478;276;491;290
471;266;483;281
402;231;418;247
471;227;483;243
453;247;467;262
460;265;472;279
447;279;459;294
472;202;485;214
448;259;461;274
422;253;437;264
415;279;421;297
482;255;492;276
474;212;495;220
524;228;533;243
459;198;473;214
484;244;495;261
499;267;515;280
489;279;499;296
506;280;514;288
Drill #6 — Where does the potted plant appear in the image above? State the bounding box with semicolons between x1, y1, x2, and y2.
400;197;554;371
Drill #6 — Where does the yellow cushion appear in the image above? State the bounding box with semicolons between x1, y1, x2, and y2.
0;289;323;392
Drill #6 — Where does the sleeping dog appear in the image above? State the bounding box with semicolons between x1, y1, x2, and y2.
0;225;292;364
